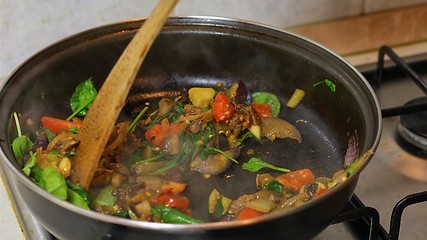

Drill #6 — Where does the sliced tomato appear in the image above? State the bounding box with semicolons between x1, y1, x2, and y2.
41;116;82;134
144;119;186;148
212;92;235;122
153;192;190;210
236;207;264;220
315;187;328;197
275;168;315;192
252;103;272;118
145;124;166;147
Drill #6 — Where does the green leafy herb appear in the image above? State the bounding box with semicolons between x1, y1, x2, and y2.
38;166;68;200
127;106;149;133
36;127;56;142
263;180;284;194
154;136;193;173
242;157;291;173
93;184;117;206
152;205;204;224
67;181;89;205
67;79;97;120
168;101;185;123
127;153;165;166
22;152;37;176
200;147;239;164
11;112;33;165
238;130;254;143
313;79;336;93
67;189;90;209
111;211;130;218
252;92;281;117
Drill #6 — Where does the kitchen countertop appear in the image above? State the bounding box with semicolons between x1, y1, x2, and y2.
1;4;427;240
288;3;427;67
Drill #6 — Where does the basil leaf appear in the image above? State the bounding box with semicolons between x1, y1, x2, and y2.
38;166;68;200
152;205;203;224
251;92;281;117
12;135;33;165
68;79;97;119
67;189;90;209
242;157;290;173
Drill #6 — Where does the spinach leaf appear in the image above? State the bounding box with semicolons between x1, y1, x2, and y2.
11;112;33;165
67;181;89;205
38;166;68;200
251;92;281;117
68;79;97;120
93;184;117;206
12;136;33;165
152;205;204;224
22;152;37;176
242;157;290;173
67;189;90;209
263;180;284;194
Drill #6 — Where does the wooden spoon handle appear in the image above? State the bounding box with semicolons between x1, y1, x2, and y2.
70;0;178;190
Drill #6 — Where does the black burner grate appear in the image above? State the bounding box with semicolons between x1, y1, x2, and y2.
330;46;427;240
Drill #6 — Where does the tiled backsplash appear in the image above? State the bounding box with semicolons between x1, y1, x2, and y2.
1;0;427;78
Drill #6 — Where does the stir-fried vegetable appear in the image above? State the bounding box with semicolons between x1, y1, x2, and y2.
68;79;97;119
313;79;336;93
251;92;281;117
11;113;33;165
152;206;203;224
286;89;305;108
242;157;291;173
12;77;367;224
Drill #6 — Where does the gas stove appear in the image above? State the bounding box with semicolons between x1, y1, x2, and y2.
315;46;427;240
1;46;427;240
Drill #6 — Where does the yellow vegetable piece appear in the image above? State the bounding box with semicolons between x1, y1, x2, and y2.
208;189;221;214
249;125;261;140
286;89;305;108
188;87;216;108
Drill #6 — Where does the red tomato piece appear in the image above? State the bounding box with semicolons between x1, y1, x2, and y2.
41;116;82;134
252;103;272;118
236;207;264;220
144;119;186;148
275;169;315;192
144;124;165;147
153;192;190;210
212;92;235;122
315;187;328;197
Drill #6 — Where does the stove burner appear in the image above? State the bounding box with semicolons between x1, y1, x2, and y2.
397;97;427;150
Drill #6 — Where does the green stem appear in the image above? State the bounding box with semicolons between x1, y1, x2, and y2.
66;97;95;121
13;112;22;137
127;106;149;133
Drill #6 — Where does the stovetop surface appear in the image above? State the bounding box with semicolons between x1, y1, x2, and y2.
355;55;427;240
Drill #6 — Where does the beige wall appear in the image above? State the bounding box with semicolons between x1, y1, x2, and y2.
1;0;427;77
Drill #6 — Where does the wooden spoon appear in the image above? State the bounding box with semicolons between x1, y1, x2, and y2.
70;0;178;190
